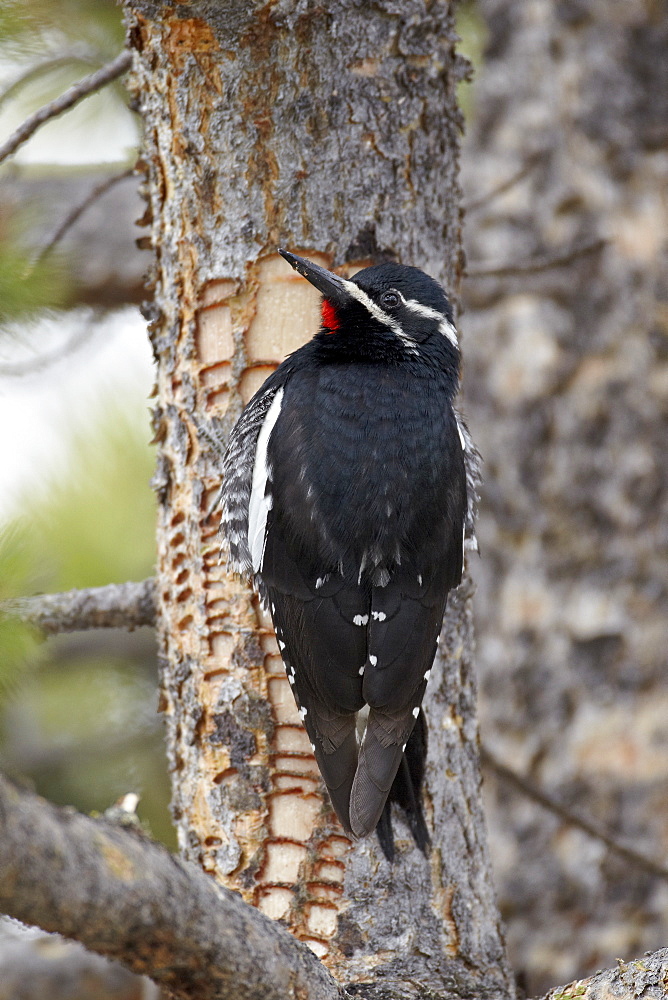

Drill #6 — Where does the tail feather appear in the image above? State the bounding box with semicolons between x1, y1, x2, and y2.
377;713;430;859
311;717;358;834
349;710;406;838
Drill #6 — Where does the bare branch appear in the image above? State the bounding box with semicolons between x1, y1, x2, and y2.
1;579;156;635
0;773;343;1000
539;949;668;1000
0;52;102;109
0;50;132;165
465;152;543;214
0;317;102;378
467;238;606;279
0;170;146;308
34;167;135;265
0;917;159;1000
481;745;668;882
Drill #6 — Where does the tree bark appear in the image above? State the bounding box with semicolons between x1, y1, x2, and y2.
125;1;513;995
1;579;155;635
1;771;666;1000
0;917;160;1000
0;774;342;1000
460;0;668;991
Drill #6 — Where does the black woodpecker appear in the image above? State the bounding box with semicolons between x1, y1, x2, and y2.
220;250;480;855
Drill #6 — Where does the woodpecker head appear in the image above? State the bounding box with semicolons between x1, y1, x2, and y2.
279;249;458;355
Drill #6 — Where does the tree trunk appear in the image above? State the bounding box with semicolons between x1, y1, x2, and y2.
125;1;513;995
461;0;668;993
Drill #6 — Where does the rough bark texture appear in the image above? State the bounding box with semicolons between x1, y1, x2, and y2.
1;578;156;635
0;916;161;1000
0;774;343;1000
1;767;666;1000
543;951;668;1000
125;1;512;996
460;0;668;993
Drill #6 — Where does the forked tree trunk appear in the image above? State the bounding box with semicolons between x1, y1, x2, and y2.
125;2;513;995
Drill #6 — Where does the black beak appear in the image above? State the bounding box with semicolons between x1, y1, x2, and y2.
279;249;351;307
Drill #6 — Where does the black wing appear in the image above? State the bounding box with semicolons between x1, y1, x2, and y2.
263;572;367;832
221;359;469;844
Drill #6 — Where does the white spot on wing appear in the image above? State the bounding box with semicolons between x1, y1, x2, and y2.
359;665;365;675
248;388;284;573
369;655;378;666
353;614;369;626
299;706;308;720
424;669;431;681
356;705;370;743
278;639;286;650
412;706;420;718
371;611;386;621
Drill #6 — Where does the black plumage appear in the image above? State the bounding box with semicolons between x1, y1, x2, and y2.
220;251;479;849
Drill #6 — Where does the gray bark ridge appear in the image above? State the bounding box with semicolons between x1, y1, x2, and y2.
126;0;513;995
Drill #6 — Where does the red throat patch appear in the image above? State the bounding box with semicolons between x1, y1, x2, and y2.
321;300;339;333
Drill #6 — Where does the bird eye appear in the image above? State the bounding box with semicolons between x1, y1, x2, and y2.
381;290;400;309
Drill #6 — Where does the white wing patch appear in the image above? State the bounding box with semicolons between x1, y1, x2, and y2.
454;409;482;555
456;417;466;452
248;387;284;573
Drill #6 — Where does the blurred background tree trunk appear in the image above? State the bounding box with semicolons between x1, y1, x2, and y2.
459;0;668;993
125;0;513;995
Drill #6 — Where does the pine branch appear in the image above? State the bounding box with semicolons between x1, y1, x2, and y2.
1;579;156;635
0;773;343;1000
0;50;132;165
481;745;668;882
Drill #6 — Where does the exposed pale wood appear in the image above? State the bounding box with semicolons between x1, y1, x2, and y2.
125;1;514;995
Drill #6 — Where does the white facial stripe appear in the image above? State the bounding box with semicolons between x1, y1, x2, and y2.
439;319;458;347
403;298;443;322
400;297;459;347
342;278;398;330
248;387;284;573
341;278;418;354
